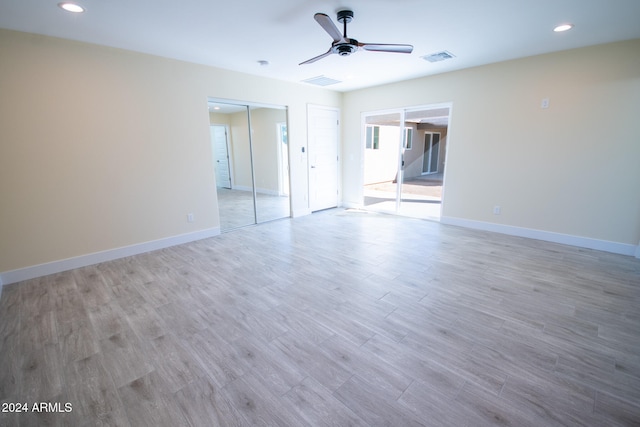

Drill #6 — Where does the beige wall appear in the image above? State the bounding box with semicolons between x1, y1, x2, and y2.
217;108;286;193
229;111;252;189
0;29;340;273
249;108;288;194
1;28;638;277
343;39;640;247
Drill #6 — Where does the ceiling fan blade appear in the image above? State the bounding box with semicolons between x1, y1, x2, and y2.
360;43;414;54
314;13;343;42
299;49;334;65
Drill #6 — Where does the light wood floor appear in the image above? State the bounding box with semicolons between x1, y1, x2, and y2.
1;209;639;426
217;188;290;231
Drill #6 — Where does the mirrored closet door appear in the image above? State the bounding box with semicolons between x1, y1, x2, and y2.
208;100;290;232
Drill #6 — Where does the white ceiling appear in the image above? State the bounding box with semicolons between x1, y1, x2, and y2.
1;0;639;92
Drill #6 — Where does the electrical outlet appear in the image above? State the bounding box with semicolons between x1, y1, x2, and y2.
493;206;501;215
187;213;194;223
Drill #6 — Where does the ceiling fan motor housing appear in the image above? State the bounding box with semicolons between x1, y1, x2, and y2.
336;41;358;56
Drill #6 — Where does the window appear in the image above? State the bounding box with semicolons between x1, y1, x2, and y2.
403;127;413;149
365;125;380;150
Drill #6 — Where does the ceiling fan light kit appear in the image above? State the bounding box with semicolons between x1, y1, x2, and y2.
300;10;413;65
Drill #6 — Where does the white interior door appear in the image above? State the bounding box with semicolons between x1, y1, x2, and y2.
308;105;339;212
211;125;231;188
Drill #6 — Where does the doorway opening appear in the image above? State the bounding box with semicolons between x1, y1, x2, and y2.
362;104;451;220
208;99;291;232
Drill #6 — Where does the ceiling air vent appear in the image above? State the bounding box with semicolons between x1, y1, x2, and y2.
301;75;342;86
421;51;455;63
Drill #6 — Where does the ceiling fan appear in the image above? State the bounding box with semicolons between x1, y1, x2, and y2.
299;10;413;65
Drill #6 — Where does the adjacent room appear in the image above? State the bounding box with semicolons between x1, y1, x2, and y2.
1;0;639;425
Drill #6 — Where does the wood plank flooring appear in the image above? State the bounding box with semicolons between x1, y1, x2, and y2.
217;188;290;231
1;208;639;426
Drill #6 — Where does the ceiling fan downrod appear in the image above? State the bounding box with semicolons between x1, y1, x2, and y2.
337;9;354;37
337;10;355;56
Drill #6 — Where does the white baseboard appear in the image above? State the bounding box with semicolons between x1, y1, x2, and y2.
292;208;312;218
0;228;220;287
2;217;635;291
441;216;637;257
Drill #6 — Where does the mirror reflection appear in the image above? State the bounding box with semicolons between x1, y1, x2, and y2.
208;101;290;231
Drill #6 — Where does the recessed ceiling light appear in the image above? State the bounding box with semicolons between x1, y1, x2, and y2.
553;23;574;32
58;2;85;13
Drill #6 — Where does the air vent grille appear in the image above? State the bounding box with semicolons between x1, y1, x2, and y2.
301;75;342;86
421;51;456;63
